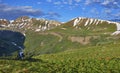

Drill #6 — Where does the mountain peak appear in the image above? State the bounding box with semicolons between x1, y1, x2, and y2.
0;19;10;27
64;17;120;35
0;16;61;32
0;16;120;35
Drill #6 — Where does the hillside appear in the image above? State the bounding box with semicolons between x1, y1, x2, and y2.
0;17;120;72
64;17;120;35
0;43;120;73
0;16;120;57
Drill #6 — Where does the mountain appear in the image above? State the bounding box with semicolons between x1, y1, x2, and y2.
0;16;120;72
64;17;120;35
0;16;120;35
0;16;61;32
0;19;10;27
0;16;120;57
0;16;62;57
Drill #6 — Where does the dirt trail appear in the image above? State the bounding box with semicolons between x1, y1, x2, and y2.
49;32;63;42
39;32;63;42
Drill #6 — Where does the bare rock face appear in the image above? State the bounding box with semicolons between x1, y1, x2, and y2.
16;16;30;21
10;16;33;30
6;16;61;31
0;16;61;32
0;19;10;27
12;16;30;23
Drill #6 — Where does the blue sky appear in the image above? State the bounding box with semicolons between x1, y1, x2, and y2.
0;0;120;22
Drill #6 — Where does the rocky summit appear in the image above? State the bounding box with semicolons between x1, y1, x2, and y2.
0;16;61;32
0;19;10;27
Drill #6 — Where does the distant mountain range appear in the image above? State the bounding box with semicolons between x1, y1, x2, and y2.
0;16;120;35
0;16;61;32
0;16;120;58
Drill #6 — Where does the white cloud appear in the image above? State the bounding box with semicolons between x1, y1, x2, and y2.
101;0;110;5
47;0;52;2
101;0;120;9
62;0;68;4
2;5;38;12
44;12;61;20
37;2;42;4
85;0;101;5
75;0;81;3
85;0;91;5
82;7;85;11
90;8;99;15
54;1;61;5
75;3;79;6
104;9;111;14
93;0;101;3
84;0;120;9
63;2;68;4
113;12;120;17
113;2;117;5
0;4;44;20
68;0;73;5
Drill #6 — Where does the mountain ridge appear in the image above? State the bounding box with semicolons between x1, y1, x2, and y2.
0;16;120;35
63;17;120;35
0;16;120;73
0;16;61;32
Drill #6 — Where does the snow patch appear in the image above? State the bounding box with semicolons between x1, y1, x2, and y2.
35;29;41;32
45;21;48;25
90;19;93;24
39;25;41;28
23;33;26;36
96;20;99;25
111;31;120;35
116;23;120;31
10;20;14;23
111;23;120;35
28;18;32;22
0;19;7;21
84;19;89;26
93;19;97;25
100;20;104;23
19;23;24;28
73;18;79;26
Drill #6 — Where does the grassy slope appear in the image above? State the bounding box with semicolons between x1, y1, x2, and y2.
0;43;120;73
0;22;120;73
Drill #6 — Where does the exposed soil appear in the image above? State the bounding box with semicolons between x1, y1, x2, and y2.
68;36;99;45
